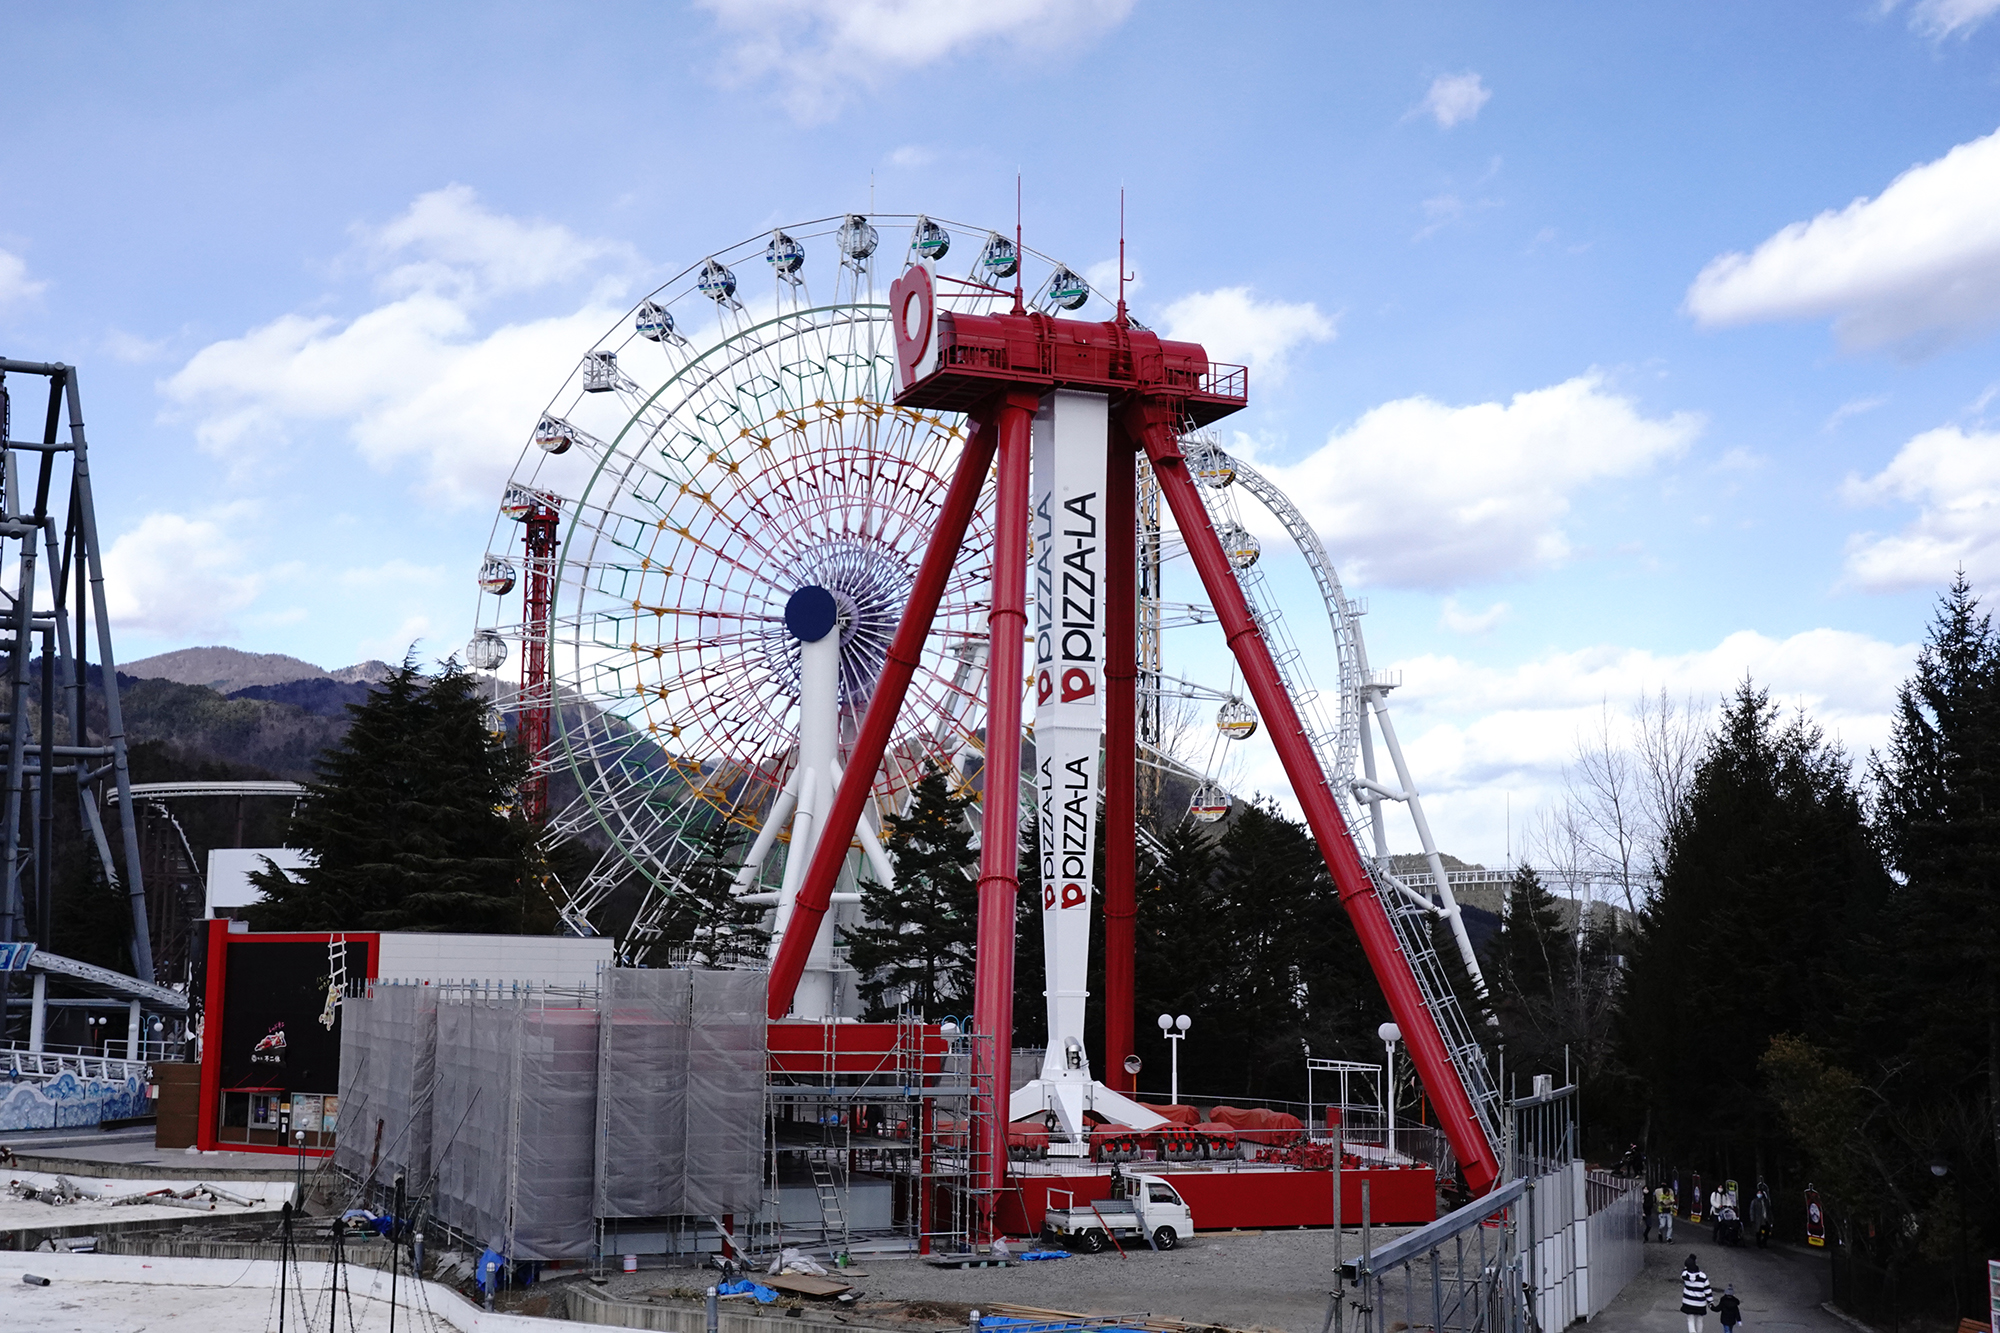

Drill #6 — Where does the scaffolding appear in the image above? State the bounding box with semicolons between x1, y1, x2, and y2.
762;1015;990;1257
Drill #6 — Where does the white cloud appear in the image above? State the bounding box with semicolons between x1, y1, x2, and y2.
103;328;172;364
162;187;631;506
697;0;1137;122
1085;256;1140;302
1246;372;1701;589
357;614;438;667
1382;627;1913;861
360;183;634;300
102;512;261;639
1440;597;1509;635
1824;395;1888;431
1686;125;2000;350
1157;287;1334;384
1842;424;2000;589
1205;621;1911;864
1886;0;2000;38
0;249;47;308
1419;72;1491;129
337;558;448;592
887;145;935;169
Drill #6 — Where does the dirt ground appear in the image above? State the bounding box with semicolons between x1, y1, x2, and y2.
601;1229;1413;1333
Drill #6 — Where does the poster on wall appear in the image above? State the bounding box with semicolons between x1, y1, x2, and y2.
219;939;370;1096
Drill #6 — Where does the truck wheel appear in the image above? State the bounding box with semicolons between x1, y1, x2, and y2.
1081;1229;1106;1254
1153;1226;1178;1251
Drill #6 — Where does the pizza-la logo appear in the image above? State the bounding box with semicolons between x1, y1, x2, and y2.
1041;881;1089;909
889;263;937;389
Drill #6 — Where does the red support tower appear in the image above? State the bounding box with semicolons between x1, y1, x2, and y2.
519;495;559;824
768;256;1505;1218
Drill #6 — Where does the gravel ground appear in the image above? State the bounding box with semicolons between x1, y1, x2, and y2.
603;1229;1415;1333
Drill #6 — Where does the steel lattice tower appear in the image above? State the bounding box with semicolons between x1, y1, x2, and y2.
0;359;155;983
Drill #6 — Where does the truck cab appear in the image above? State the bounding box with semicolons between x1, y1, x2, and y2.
1130;1174;1194;1245
1041;1168;1195;1252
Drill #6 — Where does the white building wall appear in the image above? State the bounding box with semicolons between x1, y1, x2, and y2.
374;933;613;988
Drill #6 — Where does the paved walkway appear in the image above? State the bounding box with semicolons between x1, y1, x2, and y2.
3;1125;301;1178
1590;1227;1849;1331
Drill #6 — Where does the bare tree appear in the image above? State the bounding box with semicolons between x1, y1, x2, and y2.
1574;701;1648;917
1633;687;1707;852
1530;690;1712;918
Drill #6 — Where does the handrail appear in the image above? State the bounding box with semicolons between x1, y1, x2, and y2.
1354;1175;1525;1277
3;1048;151;1082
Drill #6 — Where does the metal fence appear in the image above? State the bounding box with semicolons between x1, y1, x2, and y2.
1585;1180;1645;1319
1336;1176;1524;1333
1330;1082;1644;1331
2;1048;149;1083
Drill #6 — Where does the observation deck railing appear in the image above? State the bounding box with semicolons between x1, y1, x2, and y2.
3;1045;151;1084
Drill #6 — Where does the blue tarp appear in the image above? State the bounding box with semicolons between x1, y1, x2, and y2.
717;1278;778;1304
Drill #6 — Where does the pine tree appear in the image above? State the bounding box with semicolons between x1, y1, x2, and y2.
248;658;537;932
1013;822;1048;1047
1617;679;1890;1173
1483;864;1574;1083
842;769;979;1019
1132;816;1218;1040
1148;800;1380;1104
651;818;766;963
1870;573;2000;1249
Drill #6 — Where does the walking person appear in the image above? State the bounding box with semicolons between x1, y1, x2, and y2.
1656;1182;1677;1243
1680;1254;1717;1333
1642;1184;1655;1243
1718;1284;1742;1333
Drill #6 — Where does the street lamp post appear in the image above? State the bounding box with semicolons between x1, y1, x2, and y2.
1377;1022;1402;1157
1157;1013;1191;1106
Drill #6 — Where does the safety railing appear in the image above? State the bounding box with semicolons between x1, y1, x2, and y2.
3;1047;150;1084
1336;1176;1526;1333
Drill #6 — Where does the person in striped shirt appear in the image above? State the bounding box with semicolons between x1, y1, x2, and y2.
1680;1254;1717;1331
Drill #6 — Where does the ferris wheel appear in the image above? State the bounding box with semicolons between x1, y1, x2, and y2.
467;211;1485;1007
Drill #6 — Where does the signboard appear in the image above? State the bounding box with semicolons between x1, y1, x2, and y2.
1032;390;1108;1078
0;941;36;971
218;938;368;1095
1805;1186;1825;1247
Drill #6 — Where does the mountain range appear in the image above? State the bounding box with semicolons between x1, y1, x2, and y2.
104;646;395;781
124;646;391;695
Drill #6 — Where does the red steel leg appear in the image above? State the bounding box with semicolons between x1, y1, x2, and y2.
1124;403;1503;1194
767;415;999;1019
1102;426;1138;1095
972;390;1037;1230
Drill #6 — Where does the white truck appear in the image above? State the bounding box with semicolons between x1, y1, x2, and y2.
1040;1170;1194;1252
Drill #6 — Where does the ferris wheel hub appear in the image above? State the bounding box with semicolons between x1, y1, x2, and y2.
783;585;839;643
766;537;916;708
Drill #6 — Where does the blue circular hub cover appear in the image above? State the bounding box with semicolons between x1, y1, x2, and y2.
785;585;839;643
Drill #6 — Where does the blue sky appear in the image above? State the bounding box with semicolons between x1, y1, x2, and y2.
5;0;2000;864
